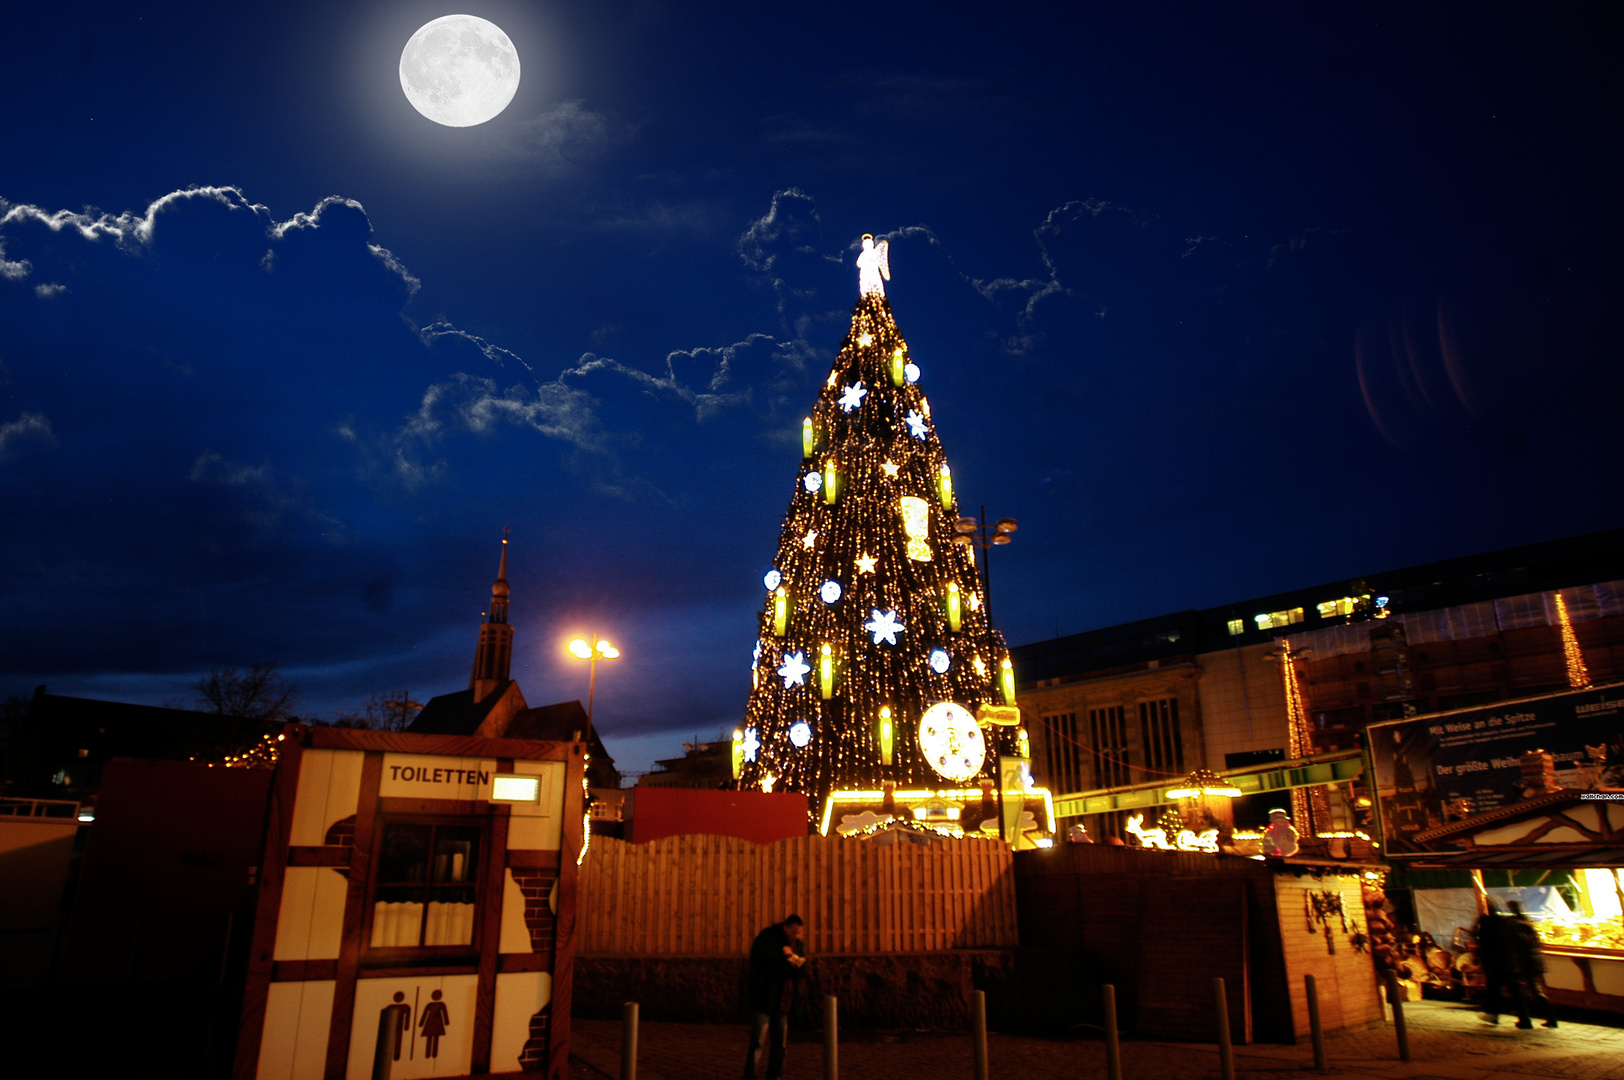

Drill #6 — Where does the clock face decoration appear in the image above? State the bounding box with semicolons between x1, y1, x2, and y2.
918;701;986;782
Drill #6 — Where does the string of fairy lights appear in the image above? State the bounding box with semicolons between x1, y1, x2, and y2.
738;294;1021;810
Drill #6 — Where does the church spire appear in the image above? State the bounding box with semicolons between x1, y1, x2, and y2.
470;530;515;701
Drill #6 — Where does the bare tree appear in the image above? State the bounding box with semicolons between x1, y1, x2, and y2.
333;690;422;731
193;663;298;721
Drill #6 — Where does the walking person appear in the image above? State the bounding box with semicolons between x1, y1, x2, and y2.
1475;900;1531;1027
743;914;807;1080
1507;900;1558;1029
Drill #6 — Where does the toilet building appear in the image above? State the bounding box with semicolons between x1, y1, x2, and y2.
236;724;585;1080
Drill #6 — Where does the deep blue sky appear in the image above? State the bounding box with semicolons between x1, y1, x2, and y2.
2;2;1619;774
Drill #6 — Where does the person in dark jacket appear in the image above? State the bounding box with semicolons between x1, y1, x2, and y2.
1475;900;1530;1027
1507;900;1557;1028
743;915;807;1080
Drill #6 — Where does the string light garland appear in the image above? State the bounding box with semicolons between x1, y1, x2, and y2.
738;292;1023;815
1554;591;1592;689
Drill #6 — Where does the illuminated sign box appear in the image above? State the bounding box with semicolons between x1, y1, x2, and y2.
491;774;541;803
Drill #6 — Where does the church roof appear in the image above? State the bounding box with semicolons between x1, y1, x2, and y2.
409;682;513;735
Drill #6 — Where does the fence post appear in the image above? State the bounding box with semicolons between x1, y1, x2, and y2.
1213;977;1235;1080
1102;984;1121;1080
620;1001;638;1080
1384;973;1410;1062
1305;974;1326;1072
973;989;989;1080
823;994;838;1080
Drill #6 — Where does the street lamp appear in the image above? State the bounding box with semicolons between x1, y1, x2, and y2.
567;635;619;751
952;504;1017;623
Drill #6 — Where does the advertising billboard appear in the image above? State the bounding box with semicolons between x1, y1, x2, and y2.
1367;686;1624;855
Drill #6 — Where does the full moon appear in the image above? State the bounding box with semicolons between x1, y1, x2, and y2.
399;15;520;128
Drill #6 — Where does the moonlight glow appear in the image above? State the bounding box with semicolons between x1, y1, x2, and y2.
399;15;520;128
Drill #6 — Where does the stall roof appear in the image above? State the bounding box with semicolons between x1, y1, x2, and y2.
1402;847;1624;871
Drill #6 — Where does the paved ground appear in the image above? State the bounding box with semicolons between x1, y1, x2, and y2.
568;1000;1624;1080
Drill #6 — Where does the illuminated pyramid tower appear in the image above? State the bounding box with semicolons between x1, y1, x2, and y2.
738;237;1042;836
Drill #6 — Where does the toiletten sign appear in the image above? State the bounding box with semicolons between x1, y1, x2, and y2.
380;754;497;801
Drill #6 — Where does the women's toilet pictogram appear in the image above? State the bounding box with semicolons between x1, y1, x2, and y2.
419;990;449;1059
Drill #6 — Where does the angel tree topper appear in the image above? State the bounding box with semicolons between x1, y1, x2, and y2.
857;234;890;297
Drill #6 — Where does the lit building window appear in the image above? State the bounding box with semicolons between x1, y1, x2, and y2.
1226;619;1245;637
1316;597;1356;619
1253;607;1304;630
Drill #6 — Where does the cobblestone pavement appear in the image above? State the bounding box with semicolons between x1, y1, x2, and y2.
568;1000;1624;1080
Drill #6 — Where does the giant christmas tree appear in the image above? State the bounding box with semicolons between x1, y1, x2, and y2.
738;237;1029;830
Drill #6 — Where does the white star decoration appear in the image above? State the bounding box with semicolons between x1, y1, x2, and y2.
777;650;812;688
742;727;760;762
857;333;874;347
905;410;928;438
865;608;904;645
839;382;868;412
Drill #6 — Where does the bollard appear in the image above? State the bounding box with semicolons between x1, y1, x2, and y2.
823;995;839;1080
1213;978;1235;1080
973;989;989;1080
1305;974;1326;1072
1102;984;1122;1080
1384;973;1410;1062
620;1001;639;1080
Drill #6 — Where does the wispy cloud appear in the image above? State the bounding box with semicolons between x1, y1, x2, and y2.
505;100;614;171
738;188;821;274
33;283;66;298
0;411;55;459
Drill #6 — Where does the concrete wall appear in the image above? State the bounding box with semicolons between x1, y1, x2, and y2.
1193;643;1291;768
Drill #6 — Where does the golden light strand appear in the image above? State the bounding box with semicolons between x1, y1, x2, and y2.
1554;591;1591;689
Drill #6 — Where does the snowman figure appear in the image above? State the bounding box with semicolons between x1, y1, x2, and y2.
1262;808;1300;857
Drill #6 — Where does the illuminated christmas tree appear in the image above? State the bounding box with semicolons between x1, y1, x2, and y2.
737;236;1031;831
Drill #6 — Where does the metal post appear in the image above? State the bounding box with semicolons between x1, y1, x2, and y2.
620;1001;638;1080
1213;978;1235;1080
1102;984;1121;1080
823;995;838;1080
973;989;989;1080
979;505;993;623
1305;974;1326;1072
1385;972;1410;1062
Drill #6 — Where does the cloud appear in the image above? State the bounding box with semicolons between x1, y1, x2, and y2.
1267;227;1326;270
0;239;30;281
0;411;53;459
0;185;421;295
188;451;270;486
738;188;823;273
33;283;66;298
508;100;613;170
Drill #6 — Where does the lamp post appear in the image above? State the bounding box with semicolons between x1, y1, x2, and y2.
952;504;1017;624
567;635;620;755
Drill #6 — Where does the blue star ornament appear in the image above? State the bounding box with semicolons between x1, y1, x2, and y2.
838;382;868;413
905;410;928;438
777;650;812;688
864;608;905;645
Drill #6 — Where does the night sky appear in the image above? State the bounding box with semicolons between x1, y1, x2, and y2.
2;3;1619;775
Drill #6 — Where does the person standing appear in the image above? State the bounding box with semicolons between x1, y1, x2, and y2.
1475;900;1530;1027
1507;900;1558;1029
743;915;807;1080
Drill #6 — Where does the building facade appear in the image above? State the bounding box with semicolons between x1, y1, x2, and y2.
1014;530;1624;838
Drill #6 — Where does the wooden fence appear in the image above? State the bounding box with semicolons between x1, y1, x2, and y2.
577;833;1018;955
